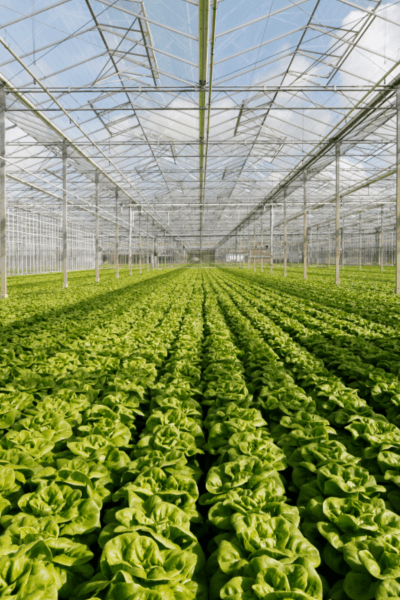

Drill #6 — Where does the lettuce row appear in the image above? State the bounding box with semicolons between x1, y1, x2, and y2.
0;271;196;599
0;268;169;366
0;270;186;391
0;267;165;329
210;271;400;600
220;274;400;420
221;268;392;340
201;280;323;600
75;279;208;600
227;265;400;328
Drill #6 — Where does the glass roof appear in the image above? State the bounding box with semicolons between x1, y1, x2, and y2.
0;0;399;250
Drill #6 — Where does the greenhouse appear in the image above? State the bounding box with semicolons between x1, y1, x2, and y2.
1;1;400;600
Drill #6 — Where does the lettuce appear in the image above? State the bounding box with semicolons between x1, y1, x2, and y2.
220;557;323;600
208;498;294;531
17;483;101;535
205;459;283;496
136;425;202;458
100;532;202;582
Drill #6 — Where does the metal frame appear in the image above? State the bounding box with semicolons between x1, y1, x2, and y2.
0;0;399;287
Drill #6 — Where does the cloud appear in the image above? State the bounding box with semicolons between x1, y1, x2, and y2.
339;3;400;88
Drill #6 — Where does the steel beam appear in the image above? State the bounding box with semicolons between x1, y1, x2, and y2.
0;85;6;298
397;88;400;293
335;142;341;285
95;172;99;282
129;205;133;276
261;209;264;273
218;70;400;248
62;139;68;288
0;55;180;245
198;0;210;255
139;211;142;274
270;205;274;274
115;189;119;279
303;172;307;280
283;190;287;277
379;204;383;271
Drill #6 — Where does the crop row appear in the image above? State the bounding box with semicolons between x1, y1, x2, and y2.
200;278;323;600
0;267;164;329
0;269;199;599
208;270;400;600
218;271;400;425
233;267;400;328
4;266;400;600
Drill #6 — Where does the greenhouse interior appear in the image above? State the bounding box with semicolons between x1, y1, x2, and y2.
2;1;400;600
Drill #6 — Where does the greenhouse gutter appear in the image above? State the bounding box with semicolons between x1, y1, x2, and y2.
198;0;209;258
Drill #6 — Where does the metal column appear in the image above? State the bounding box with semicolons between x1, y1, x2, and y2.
115;189;119;279
270;205;274;274
139;211;142;274
397;88;400;292
260;209;264;273
62;139;68;288
359;212;362;270
303;172;307;280
380;205;384;272
0;85;6;298
152;237;155;270
129;206;133;276
335;142;341;285
95;172;100;282
283;190;287;277
316;227;319;266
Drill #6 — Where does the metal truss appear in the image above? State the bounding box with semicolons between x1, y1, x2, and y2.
0;0;399;262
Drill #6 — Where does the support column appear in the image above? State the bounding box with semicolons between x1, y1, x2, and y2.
261;209;264;273
62;139;68;288
139;211;142;274
380;204;384;272
284;190;287;277
129;205;133;276
152;237;155;270
95;172;100;282
115;189;119;279
303;172;307;280
316;227;319;266
359;212;362;270
397;88;400;293
0;85;7;298
335;141;341;285
270;205;274;274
